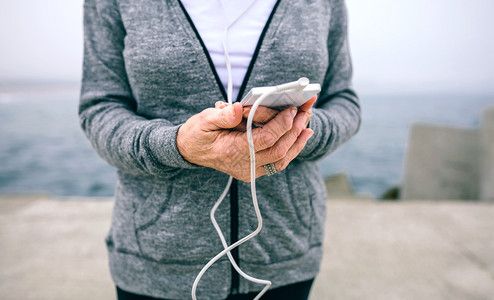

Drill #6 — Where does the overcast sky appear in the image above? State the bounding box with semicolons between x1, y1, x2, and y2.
0;0;493;95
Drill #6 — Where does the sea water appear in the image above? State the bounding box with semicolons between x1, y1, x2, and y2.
0;91;492;198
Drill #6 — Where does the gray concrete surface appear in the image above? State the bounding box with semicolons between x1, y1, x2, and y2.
1;196;493;300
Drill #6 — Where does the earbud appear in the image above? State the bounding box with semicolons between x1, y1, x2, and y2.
275;77;310;92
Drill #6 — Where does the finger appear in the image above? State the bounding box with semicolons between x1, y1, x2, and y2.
239;129;313;180
243;106;279;124
273;128;313;171
299;96;316;128
250;107;297;150
202;102;243;131
254;129;313;178
304;112;311;128
255;110;308;166
298;109;312;128
299;95;317;112
215;101;228;109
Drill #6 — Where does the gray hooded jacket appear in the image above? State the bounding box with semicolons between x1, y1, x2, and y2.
80;0;361;299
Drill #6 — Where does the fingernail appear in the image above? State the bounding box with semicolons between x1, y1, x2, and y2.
290;107;297;117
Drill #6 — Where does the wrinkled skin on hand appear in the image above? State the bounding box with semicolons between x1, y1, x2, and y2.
176;96;316;182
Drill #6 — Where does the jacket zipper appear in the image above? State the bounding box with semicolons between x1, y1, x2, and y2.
230;179;240;294
177;0;282;294
227;1;281;293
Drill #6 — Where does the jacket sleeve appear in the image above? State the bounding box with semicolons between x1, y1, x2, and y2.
297;0;361;161
79;0;200;178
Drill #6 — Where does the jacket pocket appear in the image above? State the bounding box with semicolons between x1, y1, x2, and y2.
109;176;156;254
134;173;227;263
238;161;313;264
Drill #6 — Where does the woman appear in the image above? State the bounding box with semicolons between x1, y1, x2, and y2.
80;0;360;299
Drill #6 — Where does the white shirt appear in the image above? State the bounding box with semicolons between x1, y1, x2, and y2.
181;0;277;101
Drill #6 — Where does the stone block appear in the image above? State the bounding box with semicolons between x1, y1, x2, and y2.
481;107;494;201
324;173;354;198
401;123;481;200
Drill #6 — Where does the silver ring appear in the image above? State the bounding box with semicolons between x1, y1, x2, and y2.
264;163;278;176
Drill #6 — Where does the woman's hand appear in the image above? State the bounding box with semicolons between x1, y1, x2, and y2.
215;95;317;131
176;101;314;182
215;101;279;131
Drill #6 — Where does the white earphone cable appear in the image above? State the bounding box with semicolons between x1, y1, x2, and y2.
220;0;259;104
192;89;275;300
192;1;270;298
192;2;309;299
192;78;309;299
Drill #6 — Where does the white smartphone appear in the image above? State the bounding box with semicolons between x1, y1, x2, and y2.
240;83;321;109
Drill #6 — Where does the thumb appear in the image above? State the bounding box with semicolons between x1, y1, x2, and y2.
204;102;243;130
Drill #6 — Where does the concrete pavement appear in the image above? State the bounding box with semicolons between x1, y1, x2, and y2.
0;196;493;299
